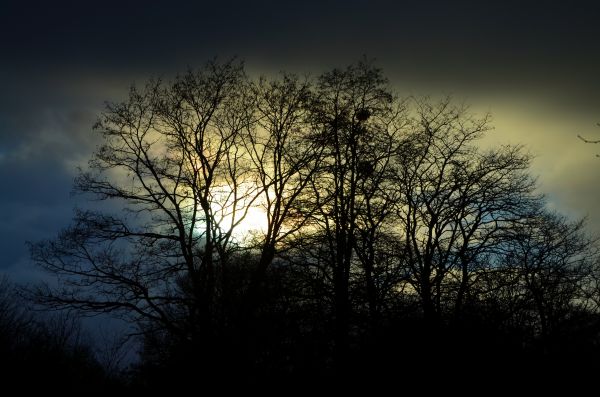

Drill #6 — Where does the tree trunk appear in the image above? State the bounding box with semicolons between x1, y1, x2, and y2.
454;261;469;320
333;263;350;374
364;257;379;329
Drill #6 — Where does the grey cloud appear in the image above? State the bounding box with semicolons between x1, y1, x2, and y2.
0;148;77;270
0;81;105;274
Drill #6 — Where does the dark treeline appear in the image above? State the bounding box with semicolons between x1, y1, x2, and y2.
21;59;600;389
0;277;123;391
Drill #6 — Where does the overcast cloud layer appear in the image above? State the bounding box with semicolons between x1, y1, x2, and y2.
1;1;599;280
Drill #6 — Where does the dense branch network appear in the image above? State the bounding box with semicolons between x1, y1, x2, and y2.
28;60;600;379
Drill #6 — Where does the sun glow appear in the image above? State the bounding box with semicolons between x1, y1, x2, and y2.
232;203;270;239
193;182;269;242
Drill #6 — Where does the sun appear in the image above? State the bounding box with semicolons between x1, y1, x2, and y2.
191;182;269;242
232;203;269;239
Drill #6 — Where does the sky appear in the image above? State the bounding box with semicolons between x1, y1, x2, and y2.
1;0;600;282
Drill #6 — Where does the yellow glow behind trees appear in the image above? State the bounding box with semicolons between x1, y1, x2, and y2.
206;182;269;241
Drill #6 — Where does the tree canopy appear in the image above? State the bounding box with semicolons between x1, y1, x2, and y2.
28;59;600;387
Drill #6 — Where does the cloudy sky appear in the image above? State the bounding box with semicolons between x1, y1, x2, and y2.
1;1;599;282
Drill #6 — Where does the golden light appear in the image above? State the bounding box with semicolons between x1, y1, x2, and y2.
231;202;270;239
194;182;269;242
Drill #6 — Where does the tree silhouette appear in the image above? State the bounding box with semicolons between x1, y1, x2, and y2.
27;59;600;386
500;212;597;352
394;98;539;327
0;277;115;390
302;60;400;369
242;74;321;295
29;60;259;368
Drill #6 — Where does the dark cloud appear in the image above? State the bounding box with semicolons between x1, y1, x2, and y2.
0;154;74;270
0;77;101;273
3;2;599;74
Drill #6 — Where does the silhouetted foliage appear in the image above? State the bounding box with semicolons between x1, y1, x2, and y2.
0;277;122;391
27;59;600;388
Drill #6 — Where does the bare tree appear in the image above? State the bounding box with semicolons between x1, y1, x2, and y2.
500;212;597;350
0;276;31;348
242;74;322;293
27;59;600;384
351;97;408;329
1;277;110;389
305;59;398;367
394;98;539;325
29;60;258;345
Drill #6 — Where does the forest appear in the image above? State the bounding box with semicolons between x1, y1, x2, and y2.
3;59;600;390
